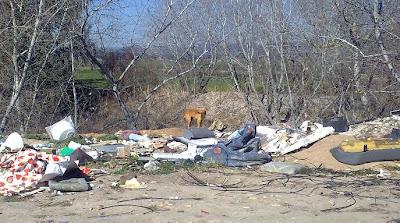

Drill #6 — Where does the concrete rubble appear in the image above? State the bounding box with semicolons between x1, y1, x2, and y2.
344;115;400;138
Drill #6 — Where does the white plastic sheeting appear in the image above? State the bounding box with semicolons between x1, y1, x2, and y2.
259;121;335;155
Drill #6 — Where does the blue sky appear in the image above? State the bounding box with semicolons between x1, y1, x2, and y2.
92;0;159;48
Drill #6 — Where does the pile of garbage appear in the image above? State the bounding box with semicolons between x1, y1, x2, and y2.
0;117;96;196
4;112;400;197
110;121;335;168
345;115;400;138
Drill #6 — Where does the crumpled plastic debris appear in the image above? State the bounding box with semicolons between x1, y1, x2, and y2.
45;116;76;141
0;132;24;153
263;121;334;155
203;124;272;167
120;177;146;189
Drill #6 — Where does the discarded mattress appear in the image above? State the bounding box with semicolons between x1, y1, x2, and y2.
331;147;400;165
0;149;65;195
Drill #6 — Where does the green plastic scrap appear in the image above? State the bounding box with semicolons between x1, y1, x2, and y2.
60;146;75;157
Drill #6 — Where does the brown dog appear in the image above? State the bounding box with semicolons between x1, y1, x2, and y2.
184;108;206;128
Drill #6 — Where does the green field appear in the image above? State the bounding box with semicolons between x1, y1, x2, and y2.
75;68;108;88
75;67;264;92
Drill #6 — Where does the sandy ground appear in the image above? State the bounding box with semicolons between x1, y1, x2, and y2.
1;168;400;223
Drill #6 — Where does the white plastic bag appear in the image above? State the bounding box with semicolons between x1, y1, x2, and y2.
45;116;76;141
0;132;24;152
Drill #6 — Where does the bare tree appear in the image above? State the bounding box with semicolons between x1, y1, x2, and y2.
0;0;80;134
77;0;208;129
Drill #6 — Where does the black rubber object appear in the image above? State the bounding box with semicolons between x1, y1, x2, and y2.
323;117;348;132
330;147;400;165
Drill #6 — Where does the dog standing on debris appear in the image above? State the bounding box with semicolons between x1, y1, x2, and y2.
184;108;207;128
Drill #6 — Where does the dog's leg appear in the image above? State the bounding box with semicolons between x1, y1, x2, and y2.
196;114;202;128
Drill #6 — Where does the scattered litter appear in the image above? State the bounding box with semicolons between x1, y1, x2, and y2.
68;141;82;150
376;169;390;178
19;187;48;197
60;146;75;157
116;147;130;158
115;130;141;140
256;126;278;139
182;128;215;139
208;119;226;131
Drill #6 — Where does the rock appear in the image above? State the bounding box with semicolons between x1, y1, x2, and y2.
151;138;168;150
209;119;227;131
166;141;187;153
260;161;305;175
116;147;130;158
144;160;160;171
49;178;90;192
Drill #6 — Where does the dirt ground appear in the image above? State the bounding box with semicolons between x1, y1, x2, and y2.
1;167;400;223
2;135;400;223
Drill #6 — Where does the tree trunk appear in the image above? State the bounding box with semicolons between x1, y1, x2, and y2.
0;0;44;134
372;0;400;83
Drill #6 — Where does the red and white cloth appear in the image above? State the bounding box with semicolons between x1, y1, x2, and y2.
0;149;64;196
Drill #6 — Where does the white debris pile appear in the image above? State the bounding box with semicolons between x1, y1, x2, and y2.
344;115;400;138
258;121;335;155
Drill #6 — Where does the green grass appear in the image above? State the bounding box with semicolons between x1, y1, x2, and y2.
206;78;235;92
75;66;264;92
23;133;50;140
75;67;108;89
